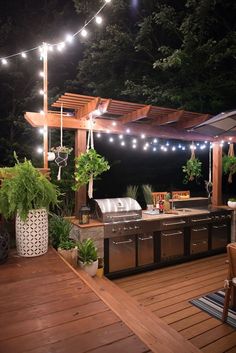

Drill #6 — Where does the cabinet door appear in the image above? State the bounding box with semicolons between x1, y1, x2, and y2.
211;224;228;249
161;230;184;261
190;226;208;254
137;233;154;266
109;235;136;272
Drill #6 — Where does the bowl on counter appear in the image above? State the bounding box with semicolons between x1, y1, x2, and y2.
227;200;236;209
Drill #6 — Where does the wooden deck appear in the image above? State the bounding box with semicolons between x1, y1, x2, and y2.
0;249;151;353
114;254;236;353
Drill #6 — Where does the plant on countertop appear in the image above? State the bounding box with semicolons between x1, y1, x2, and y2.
58;239;76;250
73;148;110;191
0;154;60;221
182;146;202;184
49;214;73;249
142;184;153;205
229;198;236;202
77;238;98;265
125;185;139;200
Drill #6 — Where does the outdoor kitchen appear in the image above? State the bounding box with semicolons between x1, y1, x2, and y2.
71;195;234;278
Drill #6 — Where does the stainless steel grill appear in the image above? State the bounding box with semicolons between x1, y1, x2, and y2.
94;197;142;223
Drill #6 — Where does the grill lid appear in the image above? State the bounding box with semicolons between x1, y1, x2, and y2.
94;197;142;223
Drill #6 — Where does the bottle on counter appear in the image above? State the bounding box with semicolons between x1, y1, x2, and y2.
159;197;164;214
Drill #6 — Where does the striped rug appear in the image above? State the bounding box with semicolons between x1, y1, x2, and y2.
190;290;236;329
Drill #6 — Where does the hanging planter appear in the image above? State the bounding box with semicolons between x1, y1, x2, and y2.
73;148;110;198
222;144;236;183
51;146;73;167
182;144;202;184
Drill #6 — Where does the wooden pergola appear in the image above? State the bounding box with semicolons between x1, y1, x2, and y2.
25;93;230;214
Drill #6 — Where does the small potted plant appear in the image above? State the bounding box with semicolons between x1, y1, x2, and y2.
49;214;77;267
51;146;73;167
227;198;236;209
77;238;98;277
0;155;59;257
125;185;138;200
142;184;153;210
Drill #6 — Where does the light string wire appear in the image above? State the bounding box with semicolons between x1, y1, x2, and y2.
0;1;109;61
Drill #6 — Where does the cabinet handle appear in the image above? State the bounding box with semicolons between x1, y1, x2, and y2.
138;236;153;241
192;227;208;232
192;217;211;222
162;220;186;226
112;238;133;245
162;231;183;236
212;224;227;229
192;241;207;246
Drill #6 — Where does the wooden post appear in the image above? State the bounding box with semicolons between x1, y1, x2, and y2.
43;42;48;169
212;142;222;206
75;130;87;217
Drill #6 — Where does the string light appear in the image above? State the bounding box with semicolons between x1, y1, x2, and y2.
112;121;117;126
95;16;103;24
39;71;44;77
121;141;125;146
37;146;43;154
65;34;74;43
109;137;114;142
21;52;27;58
126;129;130;133
39;89;44;95
39;110;44;115
141;134;145;139
96;133;101;138
81;29;88;37
153;138;158;143
1;58;8;65
119;134;123;139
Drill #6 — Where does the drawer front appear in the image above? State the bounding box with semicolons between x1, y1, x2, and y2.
137;233;154;266
211;224;228;249
190;226;208;254
161;230;184;261
109;235;136;272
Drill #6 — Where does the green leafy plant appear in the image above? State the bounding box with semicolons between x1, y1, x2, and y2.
228;198;236;202
125;185;138;199
73;148;110;190
51;146;73;154
222;155;236;183
77;238;98;265
182;158;202;184
142;184;153;205
0;155;60;221
49;214;73;249
58;239;76;250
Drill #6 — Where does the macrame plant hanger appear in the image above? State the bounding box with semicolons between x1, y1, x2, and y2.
55;104;69;181
205;144;213;200
87;113;94;199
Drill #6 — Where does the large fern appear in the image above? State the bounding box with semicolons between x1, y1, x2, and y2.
0;158;60;221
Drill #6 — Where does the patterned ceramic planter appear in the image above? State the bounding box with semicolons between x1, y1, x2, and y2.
0;226;9;264
16;208;48;257
79;259;98;277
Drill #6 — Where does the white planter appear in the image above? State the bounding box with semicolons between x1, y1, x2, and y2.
79;259;98;277
228;201;236;209
16;208;48;257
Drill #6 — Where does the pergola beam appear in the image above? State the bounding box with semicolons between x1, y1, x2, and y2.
152;110;184;126
177;114;210;129
25;111;214;142
118;105;152;124
76;97;101;119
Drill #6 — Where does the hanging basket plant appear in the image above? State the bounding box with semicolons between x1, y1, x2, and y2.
73;148;110;196
222;155;236;183
182;145;202;184
51;146;73;167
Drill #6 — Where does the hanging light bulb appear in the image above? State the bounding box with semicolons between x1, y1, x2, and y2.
81;29;88;37
39;110;44;115
153;147;157;152
105;0;112;3
109;137;114;143
119;134;123;139
153;138;158;144
141;134;145;139
65;34;74;43
39;89;44;95
95;16;103;24
39;71;44;77
132;138;137;144
96;133;101;138
57;42;65;51
132;145;137;149
37;147;43;154
172;146;176;151
21;52;27;58
112;121;117;126
38;128;44;135
1;58;8;65
121;141;125;146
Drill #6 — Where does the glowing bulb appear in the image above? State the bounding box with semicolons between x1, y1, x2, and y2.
132;145;137;149
39;71;44;77
141;134;145;139
105;0;111;3
48;45;54;52
57;42;65;51
166;142;169;146
81;29;88;37
172;147;176;151
153;138;158;143
126;129;130;133
229;137;232;141
38;128;44;134
182;146;186;151
94;109;102;116
39;89;44;95
132;138;137;143
153;147;157;151
178;144;182;148
145;142;149;147
164;147;168;152
1;58;8;65
66;34;74;43
106;129;110;133
21;52;27;58
39;110;44;115
112;121;117;126
119;134;123;139
96;133;101;138
143;146;147;150
37;147;43;154
121;141;125;146
95;16;103;24
109;137;114;143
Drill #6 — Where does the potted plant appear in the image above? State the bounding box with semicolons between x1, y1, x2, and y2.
223;155;236;183
0;156;59;257
142;184;153;210
125;185;138;200
182;156;202;183
77;238;98;276
227;198;236;209
58;239;78;268
51;146;73;167
73;148;110;199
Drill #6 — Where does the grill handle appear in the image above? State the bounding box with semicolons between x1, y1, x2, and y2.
192;241;208;246
112;238;133;245
192;227;208;232
162;220;186;226
162;231;183;237
212;224;227;229
192;217;211;223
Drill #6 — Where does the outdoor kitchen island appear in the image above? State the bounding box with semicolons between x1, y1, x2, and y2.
71;198;233;279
